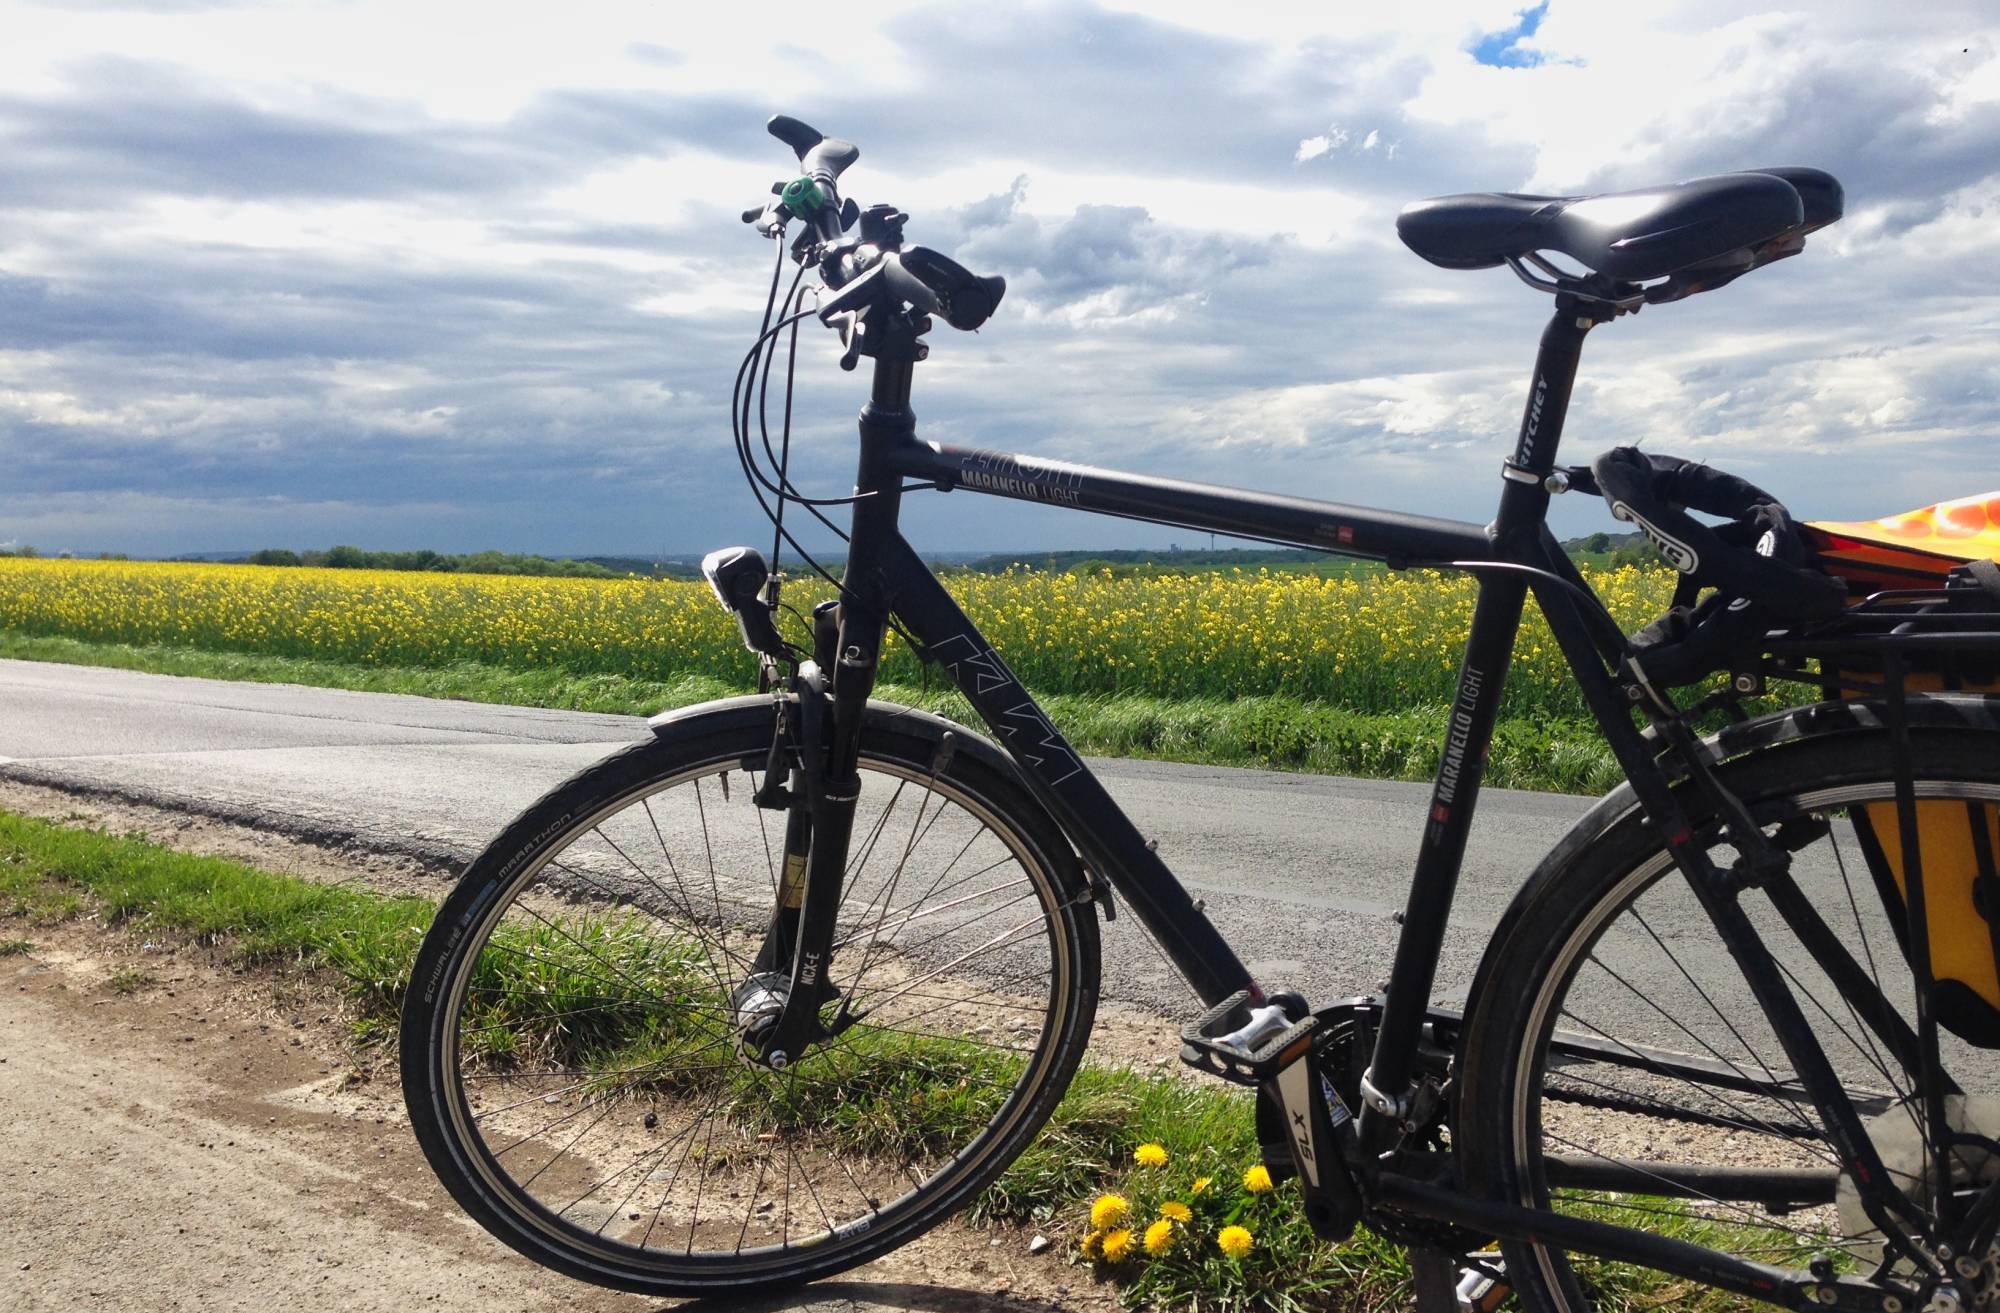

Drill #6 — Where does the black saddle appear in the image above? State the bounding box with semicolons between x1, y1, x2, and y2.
1397;168;1842;299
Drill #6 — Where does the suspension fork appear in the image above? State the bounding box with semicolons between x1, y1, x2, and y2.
746;359;912;1065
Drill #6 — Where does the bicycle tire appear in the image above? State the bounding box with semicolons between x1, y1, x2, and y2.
400;697;1100;1297
1458;725;2000;1310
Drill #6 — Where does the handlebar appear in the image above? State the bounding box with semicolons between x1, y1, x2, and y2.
741;115;1006;344
818;246;1005;332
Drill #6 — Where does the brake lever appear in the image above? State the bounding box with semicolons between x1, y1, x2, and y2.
743;181;791;237
825;308;866;371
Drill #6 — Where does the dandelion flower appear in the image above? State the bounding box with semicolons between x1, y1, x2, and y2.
1079;1230;1103;1260
1143;1219;1176;1256
1134;1142;1168;1168
1090;1193;1130;1229
1158;1201;1193;1224
1217;1225;1254;1259
1191;1175;1212;1195
1243;1164;1273;1194
1100;1227;1135;1263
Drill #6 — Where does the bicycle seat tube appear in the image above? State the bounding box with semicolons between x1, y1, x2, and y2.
1358;301;1601;1146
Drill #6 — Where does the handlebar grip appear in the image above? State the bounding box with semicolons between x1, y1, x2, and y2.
878;258;941;317
900;246;1006;330
767;114;858;184
804;137;859;185
767;115;822;157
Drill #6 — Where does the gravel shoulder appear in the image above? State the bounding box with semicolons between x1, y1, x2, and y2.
0;790;1122;1313
2;923;654;1313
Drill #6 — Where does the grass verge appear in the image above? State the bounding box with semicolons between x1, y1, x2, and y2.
0;805;1409;1309
4;807;1806;1311
0;632;1621;795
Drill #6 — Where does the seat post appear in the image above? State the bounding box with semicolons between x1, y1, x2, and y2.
1490;299;1602;553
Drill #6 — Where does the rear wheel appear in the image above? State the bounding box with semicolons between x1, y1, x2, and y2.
1460;728;2000;1310
401;699;1099;1297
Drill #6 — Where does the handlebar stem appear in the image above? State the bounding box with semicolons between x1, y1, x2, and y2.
870;357;915;410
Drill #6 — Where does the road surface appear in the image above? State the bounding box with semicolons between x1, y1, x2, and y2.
0;658;1597;1018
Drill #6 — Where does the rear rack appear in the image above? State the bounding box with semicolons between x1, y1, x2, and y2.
1760;572;2000;685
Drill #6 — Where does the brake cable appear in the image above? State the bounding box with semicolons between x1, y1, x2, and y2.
728;222;940;658
764;261;811;589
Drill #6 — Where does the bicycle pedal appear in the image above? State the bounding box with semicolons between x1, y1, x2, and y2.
1179;989;1317;1085
1458;1256;1510;1313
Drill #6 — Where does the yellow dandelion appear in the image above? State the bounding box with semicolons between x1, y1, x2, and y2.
1158;1201;1193;1224
1089;1193;1130;1229
1100;1227;1135;1263
1134;1142;1168;1168
1243;1164;1273;1194
1143;1218;1176;1256
1191;1176;1212;1195
1217;1224;1254;1259
1079;1230;1103;1260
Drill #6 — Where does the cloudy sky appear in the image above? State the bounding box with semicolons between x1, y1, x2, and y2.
2;1;1995;558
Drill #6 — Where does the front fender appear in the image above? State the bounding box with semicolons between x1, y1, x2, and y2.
646;693;1038;805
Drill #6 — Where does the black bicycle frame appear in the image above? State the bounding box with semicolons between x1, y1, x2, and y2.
800;303;1929;1309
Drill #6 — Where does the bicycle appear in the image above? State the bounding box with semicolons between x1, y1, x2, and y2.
400;115;2000;1311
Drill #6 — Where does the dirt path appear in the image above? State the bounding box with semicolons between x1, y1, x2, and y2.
0;925;1112;1313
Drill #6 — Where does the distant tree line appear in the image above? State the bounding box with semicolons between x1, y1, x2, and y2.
0;545;128;560
242;547;623;578
1565;531;1662;570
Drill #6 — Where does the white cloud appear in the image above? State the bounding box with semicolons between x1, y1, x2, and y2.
1;0;1996;554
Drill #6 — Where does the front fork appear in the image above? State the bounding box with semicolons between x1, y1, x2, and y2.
738;593;889;1066
741;379;909;1066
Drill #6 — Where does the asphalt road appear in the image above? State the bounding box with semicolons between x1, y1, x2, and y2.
0;658;1596;1019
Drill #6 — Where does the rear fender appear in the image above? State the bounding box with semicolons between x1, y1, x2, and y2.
1456;693;2000;1061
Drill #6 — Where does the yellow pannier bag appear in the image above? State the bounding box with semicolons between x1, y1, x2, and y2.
1847;800;2000;1045
1805;492;2000;1045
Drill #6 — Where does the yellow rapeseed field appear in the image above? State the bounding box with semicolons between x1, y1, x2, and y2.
0;558;1673;718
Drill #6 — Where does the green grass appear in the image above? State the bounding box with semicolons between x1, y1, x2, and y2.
0;632;1621;795
2;805;1803;1312
105;966;157;994
0;936;32;956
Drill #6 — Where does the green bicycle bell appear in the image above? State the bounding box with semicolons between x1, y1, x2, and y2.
780;175;827;218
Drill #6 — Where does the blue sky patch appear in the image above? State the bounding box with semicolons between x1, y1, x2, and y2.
1472;1;1551;68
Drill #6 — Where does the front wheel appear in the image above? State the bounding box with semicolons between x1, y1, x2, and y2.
1459;726;2000;1311
400;698;1100;1297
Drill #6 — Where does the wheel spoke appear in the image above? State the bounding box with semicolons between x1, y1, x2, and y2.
1484;763;2000;1303
411;733;1083;1285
